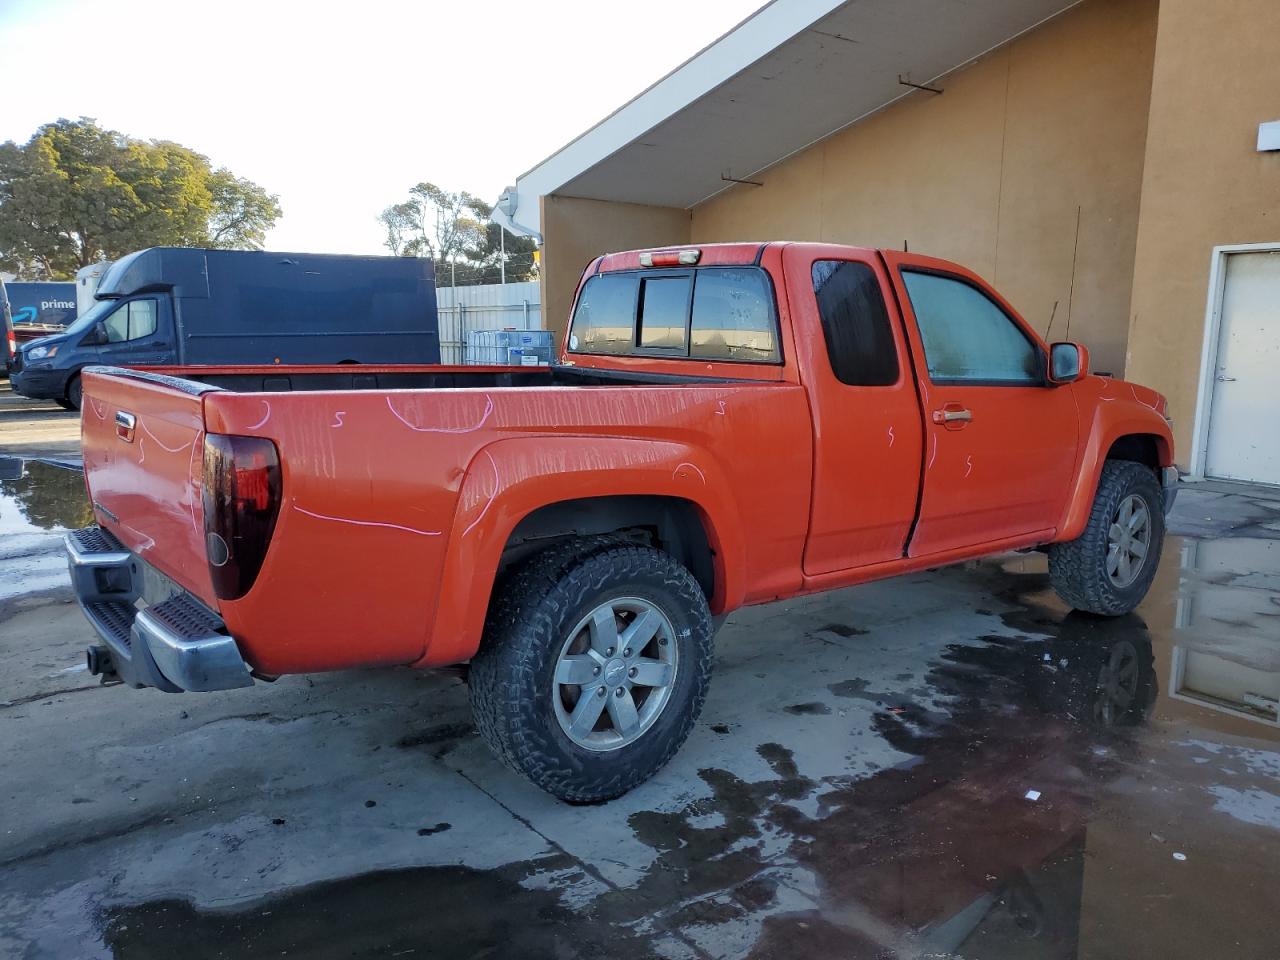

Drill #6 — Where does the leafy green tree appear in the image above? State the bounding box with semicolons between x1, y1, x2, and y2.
378;181;537;284
207;168;282;249
0;118;281;279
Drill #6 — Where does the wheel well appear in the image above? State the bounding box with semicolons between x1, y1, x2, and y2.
499;496;716;601
1105;434;1162;473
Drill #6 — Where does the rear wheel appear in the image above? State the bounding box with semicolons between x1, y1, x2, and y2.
470;540;714;802
1048;461;1164;616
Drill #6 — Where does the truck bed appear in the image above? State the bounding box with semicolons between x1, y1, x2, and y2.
129;362;756;394
80;363;813;675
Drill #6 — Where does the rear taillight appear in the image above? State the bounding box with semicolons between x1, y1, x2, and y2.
202;434;281;601
6;334;14;357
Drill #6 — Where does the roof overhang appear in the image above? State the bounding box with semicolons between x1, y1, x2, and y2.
495;0;1082;239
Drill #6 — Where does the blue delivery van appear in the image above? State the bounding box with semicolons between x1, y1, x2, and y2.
11;248;440;408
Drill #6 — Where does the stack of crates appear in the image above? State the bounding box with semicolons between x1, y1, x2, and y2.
465;330;554;366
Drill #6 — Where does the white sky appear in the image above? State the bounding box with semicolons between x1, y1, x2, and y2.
1;0;764;255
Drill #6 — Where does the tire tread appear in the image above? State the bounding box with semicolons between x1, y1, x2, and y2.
1048;460;1164;616
470;538;714;802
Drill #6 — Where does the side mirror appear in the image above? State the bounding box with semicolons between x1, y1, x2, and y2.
91;321;108;346
1049;340;1088;384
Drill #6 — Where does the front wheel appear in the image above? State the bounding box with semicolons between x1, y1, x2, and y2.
1048;461;1165;616
470;541;714;802
61;374;83;411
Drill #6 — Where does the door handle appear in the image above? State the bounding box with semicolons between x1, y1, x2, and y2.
115;411;136;442
932;408;973;424
1216;375;1236;382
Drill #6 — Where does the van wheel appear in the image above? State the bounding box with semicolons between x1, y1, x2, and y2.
1048;461;1164;616
470;540;714;802
60;375;82;411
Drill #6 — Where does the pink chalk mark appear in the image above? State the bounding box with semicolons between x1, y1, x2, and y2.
90;398;107;421
139;417;193;454
331;411;347;428
674;462;707;484
247;400;271;431
888;426;895;447
463;450;501;538
964;455;974;478
188;431;204;534
293;503;441;537
1130;384;1159;410
927;434;938;470
387;394;494;434
715;400;726;416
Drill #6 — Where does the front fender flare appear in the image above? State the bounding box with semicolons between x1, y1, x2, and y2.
1056;406;1174;542
416;436;747;667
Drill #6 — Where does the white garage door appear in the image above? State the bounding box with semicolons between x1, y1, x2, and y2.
1206;250;1280;485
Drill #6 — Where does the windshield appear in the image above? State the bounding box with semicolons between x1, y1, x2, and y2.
62;298;118;335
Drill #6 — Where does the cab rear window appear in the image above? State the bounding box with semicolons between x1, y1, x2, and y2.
569;267;780;363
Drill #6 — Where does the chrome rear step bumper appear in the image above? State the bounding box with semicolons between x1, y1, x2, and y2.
66;527;253;693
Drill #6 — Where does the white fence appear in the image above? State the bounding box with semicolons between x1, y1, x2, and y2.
435;281;541;364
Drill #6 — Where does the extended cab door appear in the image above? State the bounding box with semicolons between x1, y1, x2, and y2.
883;252;1078;557
94;296;173;366
785;245;925;574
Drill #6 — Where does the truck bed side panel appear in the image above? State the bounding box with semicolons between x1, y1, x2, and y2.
202;383;812;675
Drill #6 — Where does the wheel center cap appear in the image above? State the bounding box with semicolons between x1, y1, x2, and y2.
603;658;627;687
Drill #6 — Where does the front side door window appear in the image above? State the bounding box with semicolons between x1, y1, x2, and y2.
101;300;158;343
902;271;1040;384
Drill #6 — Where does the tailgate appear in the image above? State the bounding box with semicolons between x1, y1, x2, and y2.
80;368;218;607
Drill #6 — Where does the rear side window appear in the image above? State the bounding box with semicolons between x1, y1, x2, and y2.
902;271;1040;384
571;273;638;355
569;267;779;363
691;269;778;362
811;260;898;386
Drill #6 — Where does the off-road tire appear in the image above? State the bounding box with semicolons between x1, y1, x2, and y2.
470;540;714;802
1048;460;1164;616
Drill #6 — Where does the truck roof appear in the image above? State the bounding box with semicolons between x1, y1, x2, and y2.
595;241;883;273
95;247;436;300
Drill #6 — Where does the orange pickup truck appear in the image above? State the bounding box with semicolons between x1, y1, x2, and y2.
68;242;1176;801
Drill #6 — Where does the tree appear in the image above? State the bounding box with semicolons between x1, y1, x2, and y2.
377;181;538;284
206;168;282;250
377;201;423;258
0;118;281;279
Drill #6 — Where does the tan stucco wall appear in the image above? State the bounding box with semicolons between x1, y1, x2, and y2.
1125;0;1280;464
540;195;690;341
691;0;1158;378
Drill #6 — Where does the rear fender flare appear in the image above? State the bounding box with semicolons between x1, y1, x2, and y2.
417;436;746;667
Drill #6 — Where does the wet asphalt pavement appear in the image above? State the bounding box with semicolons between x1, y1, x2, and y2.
2;402;1279;957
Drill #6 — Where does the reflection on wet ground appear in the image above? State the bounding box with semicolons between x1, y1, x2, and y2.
0;457;92;533
0;457;92;602
2;474;1279;959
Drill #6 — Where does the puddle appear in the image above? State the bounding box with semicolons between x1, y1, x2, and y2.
8;492;1280;958
0;457;91;534
0;457;89;602
98;857;654;960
